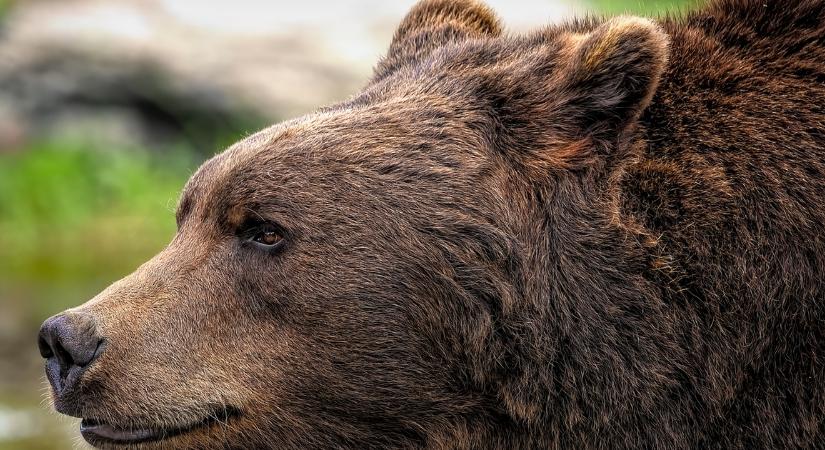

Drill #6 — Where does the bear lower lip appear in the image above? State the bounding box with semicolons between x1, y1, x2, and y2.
80;420;159;443
80;407;239;446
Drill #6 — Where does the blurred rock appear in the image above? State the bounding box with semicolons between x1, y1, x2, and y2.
0;0;579;153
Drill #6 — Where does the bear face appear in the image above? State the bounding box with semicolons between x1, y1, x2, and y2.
64;107;522;448
38;1;677;448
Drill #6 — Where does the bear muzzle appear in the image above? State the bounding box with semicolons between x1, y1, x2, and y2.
38;312;105;412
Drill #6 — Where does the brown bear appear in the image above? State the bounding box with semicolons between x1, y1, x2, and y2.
37;0;825;448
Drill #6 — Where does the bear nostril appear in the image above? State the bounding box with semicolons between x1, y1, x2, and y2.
53;336;76;369
38;313;104;393
37;332;54;359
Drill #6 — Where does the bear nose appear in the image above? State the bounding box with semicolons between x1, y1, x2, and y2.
38;313;104;395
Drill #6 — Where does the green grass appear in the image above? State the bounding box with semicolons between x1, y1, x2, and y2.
587;0;700;16
0;140;200;323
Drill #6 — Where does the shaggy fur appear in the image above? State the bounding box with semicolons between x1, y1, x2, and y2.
40;0;824;448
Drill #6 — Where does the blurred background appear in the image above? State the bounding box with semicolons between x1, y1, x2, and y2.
0;0;698;448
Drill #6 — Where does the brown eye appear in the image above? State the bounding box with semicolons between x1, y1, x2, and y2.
253;229;282;247
239;219;286;251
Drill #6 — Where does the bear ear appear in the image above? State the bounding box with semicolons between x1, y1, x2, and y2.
373;0;502;82
557;16;669;141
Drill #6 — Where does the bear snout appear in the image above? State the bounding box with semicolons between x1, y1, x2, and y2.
38;312;105;412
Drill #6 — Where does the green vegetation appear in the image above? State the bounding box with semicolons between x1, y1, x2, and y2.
0;141;200;325
587;0;700;16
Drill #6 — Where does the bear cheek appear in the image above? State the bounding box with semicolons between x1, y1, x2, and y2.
68;245;263;407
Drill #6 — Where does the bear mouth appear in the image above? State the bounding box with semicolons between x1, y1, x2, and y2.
79;406;240;446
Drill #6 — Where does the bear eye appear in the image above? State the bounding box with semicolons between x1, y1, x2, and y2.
254;230;282;246
246;224;284;249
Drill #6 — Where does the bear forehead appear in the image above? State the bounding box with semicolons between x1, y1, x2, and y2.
173;30;580;227
175;93;496;228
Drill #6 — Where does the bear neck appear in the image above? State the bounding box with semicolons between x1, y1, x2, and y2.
488;166;682;445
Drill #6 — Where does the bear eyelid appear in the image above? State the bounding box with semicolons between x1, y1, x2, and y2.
237;217;288;252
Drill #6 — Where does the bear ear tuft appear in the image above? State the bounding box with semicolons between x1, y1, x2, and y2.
373;0;502;82
559;16;669;138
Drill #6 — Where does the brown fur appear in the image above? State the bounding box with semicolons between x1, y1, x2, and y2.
41;0;825;448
